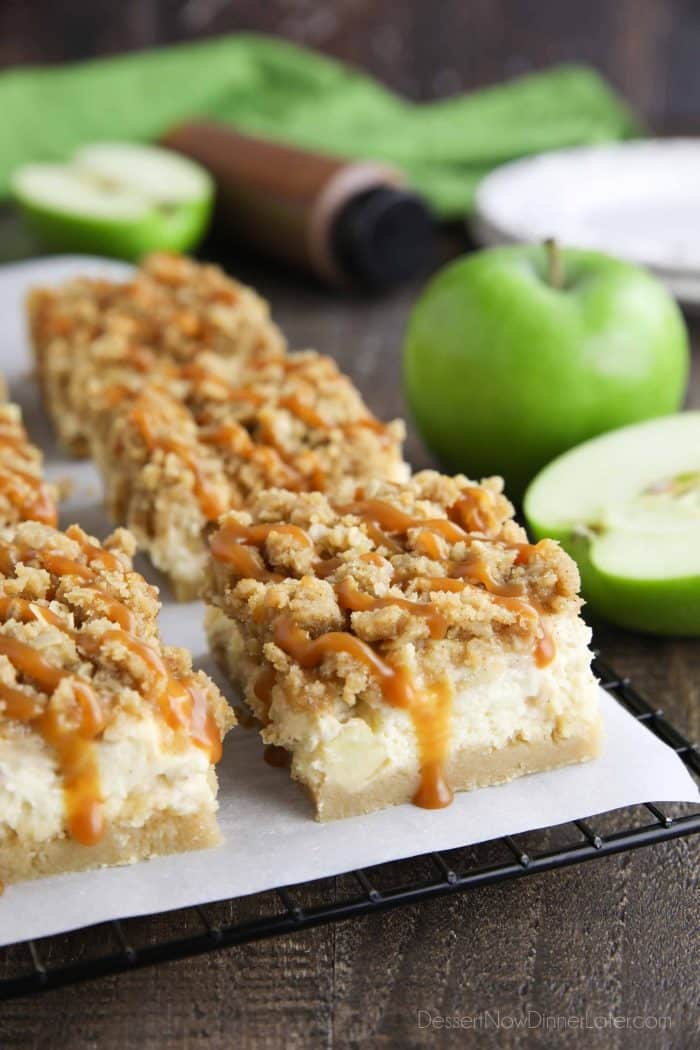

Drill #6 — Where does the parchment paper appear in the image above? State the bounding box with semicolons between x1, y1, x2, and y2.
0;257;697;948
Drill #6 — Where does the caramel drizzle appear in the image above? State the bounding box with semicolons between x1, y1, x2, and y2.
210;509;554;667
0;535;222;845
336;577;447;640
210;521;312;582
0;467;57;527
0;414;57;526
0;632;105;844
128;400;227;521
277;394;387;438
273;613;452;809
254;664;277;712
200;421;307;492
447;489;500;535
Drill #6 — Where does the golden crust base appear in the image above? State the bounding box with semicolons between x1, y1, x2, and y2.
1;807;222;886
310;721;603;822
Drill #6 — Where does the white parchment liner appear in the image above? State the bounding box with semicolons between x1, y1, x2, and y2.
0;258;696;947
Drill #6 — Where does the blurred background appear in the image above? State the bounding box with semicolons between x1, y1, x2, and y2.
1;0;699;131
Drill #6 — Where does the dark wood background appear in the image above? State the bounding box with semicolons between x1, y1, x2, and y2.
0;0;699;126
0;3;699;1048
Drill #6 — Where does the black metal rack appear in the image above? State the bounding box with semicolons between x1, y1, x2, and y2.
2;654;699;1001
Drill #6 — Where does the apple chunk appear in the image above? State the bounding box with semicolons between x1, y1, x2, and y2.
524;414;700;636
11;142;213;259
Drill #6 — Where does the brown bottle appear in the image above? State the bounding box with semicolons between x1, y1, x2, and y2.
161;121;434;289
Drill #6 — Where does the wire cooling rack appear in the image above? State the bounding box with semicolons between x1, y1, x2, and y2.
2;653;699;1000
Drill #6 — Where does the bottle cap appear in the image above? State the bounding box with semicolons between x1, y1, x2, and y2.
332;187;434;290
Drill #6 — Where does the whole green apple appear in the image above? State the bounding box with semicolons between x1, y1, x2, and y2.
12;142;213;261
524;413;700;636
403;243;689;499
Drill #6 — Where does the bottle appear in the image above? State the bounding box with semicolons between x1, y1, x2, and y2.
161;121;434;290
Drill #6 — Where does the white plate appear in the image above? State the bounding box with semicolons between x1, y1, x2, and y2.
1;256;697;946
474;139;700;306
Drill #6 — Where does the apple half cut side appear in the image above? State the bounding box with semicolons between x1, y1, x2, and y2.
11;142;214;260
524;413;700;636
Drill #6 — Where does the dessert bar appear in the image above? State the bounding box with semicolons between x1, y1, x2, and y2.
90;349;407;598
205;472;602;820
28;252;286;455
0;520;235;884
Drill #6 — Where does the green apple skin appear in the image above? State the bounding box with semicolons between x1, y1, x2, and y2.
403;245;689;500
14;194;212;261
524;522;700;637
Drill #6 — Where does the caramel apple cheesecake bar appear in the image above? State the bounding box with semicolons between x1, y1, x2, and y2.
0;520;235;885
88;350;407;599
205;471;601;820
28;252;286;455
0;399;57;529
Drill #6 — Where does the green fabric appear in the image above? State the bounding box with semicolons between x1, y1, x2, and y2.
0;33;641;218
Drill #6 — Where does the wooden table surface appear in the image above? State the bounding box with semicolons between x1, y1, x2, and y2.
0;213;697;1049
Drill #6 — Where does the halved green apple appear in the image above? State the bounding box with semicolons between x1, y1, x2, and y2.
11;142;213;260
524;414;700;636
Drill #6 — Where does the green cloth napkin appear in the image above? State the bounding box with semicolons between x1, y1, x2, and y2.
0;33;640;219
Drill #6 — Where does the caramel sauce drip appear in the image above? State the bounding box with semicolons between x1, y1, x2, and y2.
184;371;266;407
410;677;454;809
81;588;137;632
65;526;121;572
0;634;105;844
254;664;277;711
450;552;525;598
200;383;385;438
336;577;447;640
414;528;444;560
129;402;226;521
101;629;221;762
0;469;57;527
490;596;555;668
0;418;57;527
278;394;327;430
447;489;499;535
41;552;94;579
201;420;307;492
273;613;452;809
210;520;312;581
314;556;343;578
343;499;467;545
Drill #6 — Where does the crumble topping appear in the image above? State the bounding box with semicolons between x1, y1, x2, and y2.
28;252;287;454
205;471;582;721
96;349;407;512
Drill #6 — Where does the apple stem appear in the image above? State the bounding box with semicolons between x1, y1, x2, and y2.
545;238;563;290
